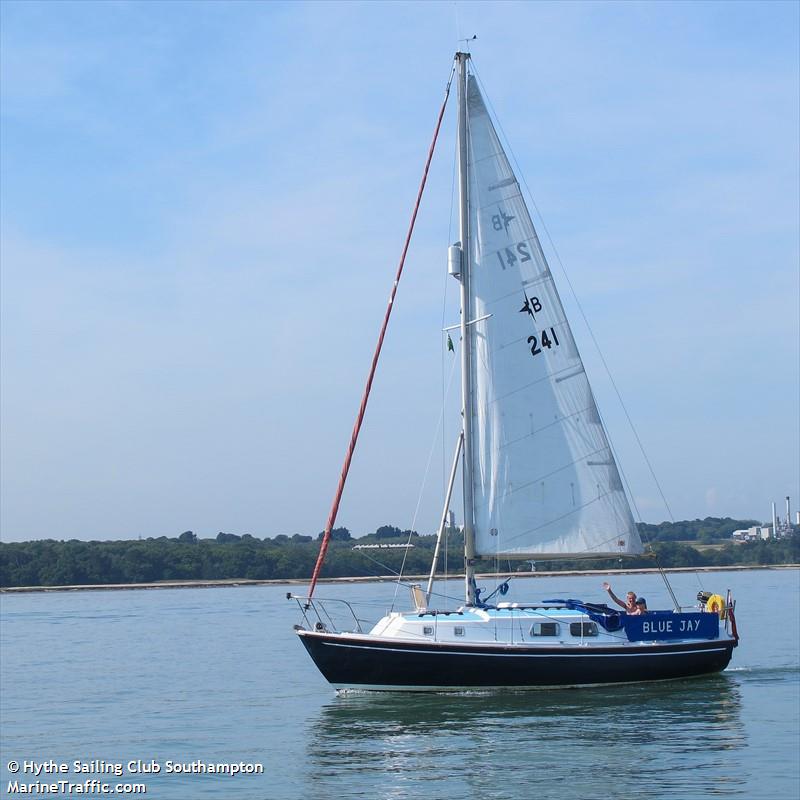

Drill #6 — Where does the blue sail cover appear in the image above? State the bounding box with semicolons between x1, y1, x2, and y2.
544;599;625;631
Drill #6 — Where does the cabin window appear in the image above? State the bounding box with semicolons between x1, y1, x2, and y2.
530;622;560;637
570;622;598;637
423;626;434;636
454;626;465;637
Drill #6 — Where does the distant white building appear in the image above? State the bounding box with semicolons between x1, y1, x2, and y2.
731;526;770;542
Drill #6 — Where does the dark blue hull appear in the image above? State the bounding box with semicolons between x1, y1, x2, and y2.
298;630;735;690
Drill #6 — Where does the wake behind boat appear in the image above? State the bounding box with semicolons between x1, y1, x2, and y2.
290;52;738;691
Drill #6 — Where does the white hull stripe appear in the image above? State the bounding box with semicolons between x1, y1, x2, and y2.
320;641;730;658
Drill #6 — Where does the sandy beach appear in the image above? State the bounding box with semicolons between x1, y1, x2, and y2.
2;563;797;594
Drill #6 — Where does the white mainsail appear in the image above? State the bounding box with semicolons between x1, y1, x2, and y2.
465;76;642;559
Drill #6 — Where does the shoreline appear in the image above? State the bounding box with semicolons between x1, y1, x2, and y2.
1;563;797;595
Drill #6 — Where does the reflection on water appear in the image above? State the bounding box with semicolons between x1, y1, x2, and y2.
308;676;747;800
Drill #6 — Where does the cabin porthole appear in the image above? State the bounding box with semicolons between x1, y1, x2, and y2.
423;626;434;636
454;626;465;637
569;622;598;637
530;622;559;637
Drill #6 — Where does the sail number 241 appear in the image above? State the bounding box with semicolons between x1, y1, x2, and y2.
496;242;531;270
528;328;560;357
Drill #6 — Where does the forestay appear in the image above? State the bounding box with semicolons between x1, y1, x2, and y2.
465;76;642;559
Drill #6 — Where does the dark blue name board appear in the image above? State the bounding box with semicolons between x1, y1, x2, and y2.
624;612;719;642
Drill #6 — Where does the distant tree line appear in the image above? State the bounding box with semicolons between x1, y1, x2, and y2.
0;517;797;588
637;517;761;544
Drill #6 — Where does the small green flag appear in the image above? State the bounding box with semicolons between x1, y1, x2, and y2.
447;334;454;352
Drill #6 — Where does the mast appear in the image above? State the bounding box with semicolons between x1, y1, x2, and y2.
455;51;476;605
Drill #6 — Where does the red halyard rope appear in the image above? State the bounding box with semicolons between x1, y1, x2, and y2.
306;73;454;602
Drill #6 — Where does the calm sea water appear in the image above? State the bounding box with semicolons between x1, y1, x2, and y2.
1;569;798;800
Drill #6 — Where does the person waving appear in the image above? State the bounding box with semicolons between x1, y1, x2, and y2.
602;582;637;614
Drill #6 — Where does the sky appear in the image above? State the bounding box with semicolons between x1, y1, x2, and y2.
1;0;798;542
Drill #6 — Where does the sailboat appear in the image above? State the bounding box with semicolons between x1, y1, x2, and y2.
290;52;738;691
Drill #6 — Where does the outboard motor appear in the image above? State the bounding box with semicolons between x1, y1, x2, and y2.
697;591;713;610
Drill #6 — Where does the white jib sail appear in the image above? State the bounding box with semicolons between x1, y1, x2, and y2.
465;76;643;559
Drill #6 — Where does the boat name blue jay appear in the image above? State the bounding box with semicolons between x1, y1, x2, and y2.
642;618;703;635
